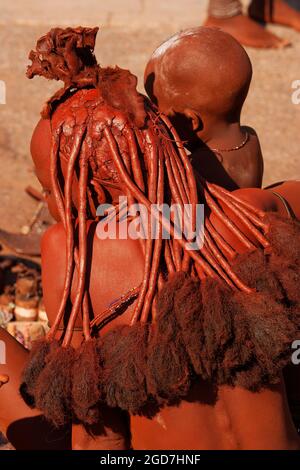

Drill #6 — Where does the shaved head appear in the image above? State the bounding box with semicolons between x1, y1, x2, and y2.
145;27;252;119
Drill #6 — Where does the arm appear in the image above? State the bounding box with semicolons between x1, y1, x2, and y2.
72;408;131;450
208;187;274;254
0;327;71;449
234;183;300;221
214;186;300;432
208;185;299;254
42;223;132;449
265;181;300;220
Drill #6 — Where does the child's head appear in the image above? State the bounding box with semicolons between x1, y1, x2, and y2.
144;27;252;144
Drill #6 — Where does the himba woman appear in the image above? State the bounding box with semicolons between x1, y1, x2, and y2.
0;26;300;450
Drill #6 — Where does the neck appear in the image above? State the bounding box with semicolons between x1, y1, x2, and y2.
198;121;244;151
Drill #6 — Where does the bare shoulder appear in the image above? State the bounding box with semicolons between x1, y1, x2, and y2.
242;125;259;138
208;188;277;253
40;222;67;324
267;180;300;195
241;126;264;188
41;221;66;255
235;184;300;220
265;181;300;219
40;222;67;295
232;187;277;213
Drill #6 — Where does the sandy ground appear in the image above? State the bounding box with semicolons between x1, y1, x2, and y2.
0;0;299;232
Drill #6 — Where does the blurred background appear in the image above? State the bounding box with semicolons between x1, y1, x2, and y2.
0;0;299;232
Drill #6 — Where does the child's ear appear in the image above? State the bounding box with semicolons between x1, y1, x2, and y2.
184;109;202;132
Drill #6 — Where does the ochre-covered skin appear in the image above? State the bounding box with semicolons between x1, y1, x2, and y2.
1;27;300;450
0;328;71;449
38;115;300;448
1;113;299;449
144;27;264;191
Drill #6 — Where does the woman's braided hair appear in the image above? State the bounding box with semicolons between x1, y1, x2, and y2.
20;27;300;427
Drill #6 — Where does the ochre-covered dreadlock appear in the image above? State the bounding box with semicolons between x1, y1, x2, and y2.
21;27;300;427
